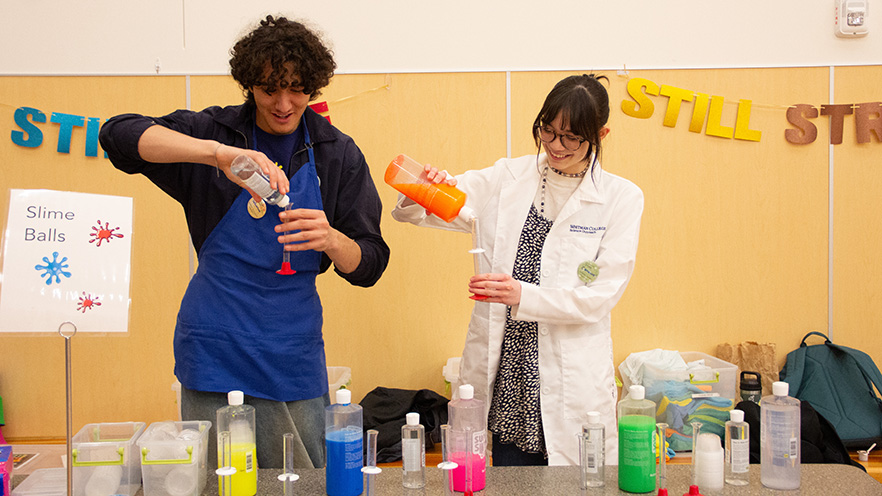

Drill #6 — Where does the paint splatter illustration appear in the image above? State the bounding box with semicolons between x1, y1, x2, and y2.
35;251;71;285
77;292;102;313
89;220;124;247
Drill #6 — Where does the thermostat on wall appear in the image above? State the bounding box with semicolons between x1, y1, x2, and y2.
835;0;869;37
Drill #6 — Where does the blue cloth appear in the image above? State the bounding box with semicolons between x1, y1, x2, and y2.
175;117;327;402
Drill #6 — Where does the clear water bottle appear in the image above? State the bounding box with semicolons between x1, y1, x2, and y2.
580;411;605;488
617;385;656;493
401;412;426;488
230;155;290;207
216;390;257;496
761;381;801;490
725;409;750;486
448;384;486;493
325;389;363;496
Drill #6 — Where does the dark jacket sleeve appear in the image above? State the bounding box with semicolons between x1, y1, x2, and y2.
327;136;389;288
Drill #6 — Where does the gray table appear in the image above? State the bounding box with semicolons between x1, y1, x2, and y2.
12;464;881;495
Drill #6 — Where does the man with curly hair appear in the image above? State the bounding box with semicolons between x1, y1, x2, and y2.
99;16;389;470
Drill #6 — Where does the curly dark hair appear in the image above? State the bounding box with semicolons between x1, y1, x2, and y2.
229;15;336;104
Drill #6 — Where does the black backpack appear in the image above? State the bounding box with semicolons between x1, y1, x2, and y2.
738;399;865;471
779;331;882;449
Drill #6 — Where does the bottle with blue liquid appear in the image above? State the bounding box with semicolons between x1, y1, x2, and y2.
325;389;363;496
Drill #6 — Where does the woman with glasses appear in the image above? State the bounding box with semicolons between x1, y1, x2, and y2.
392;74;644;466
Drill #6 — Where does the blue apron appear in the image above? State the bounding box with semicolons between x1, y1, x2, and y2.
174;116;327;402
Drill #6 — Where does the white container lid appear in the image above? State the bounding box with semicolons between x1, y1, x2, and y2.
629;384;645;400
729;409;744;423
406;412;420;425
458;205;476;222
586;411;600;424
772;381;789;397
227;390;244;406
459;384;474;400
336;388;352;405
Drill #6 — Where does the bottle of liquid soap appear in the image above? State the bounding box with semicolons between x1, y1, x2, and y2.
761;381;801;490
230;155;290;207
401;412;426;488
580;411;605;488
448;384;486;493
216;390;257;496
385;154;475;222
617;385;656;493
325;389;363;496
725;409;750;486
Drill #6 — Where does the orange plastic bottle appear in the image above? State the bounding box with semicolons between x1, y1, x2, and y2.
385;155;473;223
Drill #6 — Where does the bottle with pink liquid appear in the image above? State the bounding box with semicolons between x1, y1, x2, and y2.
448;384;486;494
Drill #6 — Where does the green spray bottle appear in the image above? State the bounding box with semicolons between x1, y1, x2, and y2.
618;384;657;493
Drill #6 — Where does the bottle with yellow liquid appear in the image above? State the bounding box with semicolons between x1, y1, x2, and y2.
217;390;257;496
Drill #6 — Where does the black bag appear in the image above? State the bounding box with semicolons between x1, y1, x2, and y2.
738;400;865;471
359;387;449;463
779;331;882;449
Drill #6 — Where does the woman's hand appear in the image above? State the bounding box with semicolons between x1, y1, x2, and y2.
469;273;521;306
215;143;290;202
424;164;457;186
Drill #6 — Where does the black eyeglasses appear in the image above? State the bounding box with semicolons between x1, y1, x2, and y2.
535;125;587;151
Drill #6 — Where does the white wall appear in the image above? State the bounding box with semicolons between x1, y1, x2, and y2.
1;0;880;75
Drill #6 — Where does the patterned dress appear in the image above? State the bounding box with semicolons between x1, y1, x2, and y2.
487;203;553;455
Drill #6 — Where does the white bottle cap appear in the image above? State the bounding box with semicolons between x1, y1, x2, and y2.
406;412;420;426
459;384;474;400
586;411;600;424
772;381;789;397
228;390;244;406
276;195;290;208
629;385;645;400
458;206;476;222
729;409;744;423
336;388;352;405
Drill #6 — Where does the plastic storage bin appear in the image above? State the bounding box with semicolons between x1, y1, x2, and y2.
638;352;737;451
138;420;211;496
327;366;351;398
71;421;146;496
11;468;66;496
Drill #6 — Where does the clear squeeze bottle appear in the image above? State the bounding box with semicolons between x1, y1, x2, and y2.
724;409;750;486
580;410;605;488
448;384;486;494
761;381;801;490
230;155;290;207
401;412;426;488
385;154;475;223
325;389;364;496
617;385;656;493
216;390;257;496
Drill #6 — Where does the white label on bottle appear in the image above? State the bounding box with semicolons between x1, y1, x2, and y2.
472;430;487;455
789;437;798;459
402;438;421;471
730;438;750;473
246;450;253;472
585;441;600;473
242;173;276;199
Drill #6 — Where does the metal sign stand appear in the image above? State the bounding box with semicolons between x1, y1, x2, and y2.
58;321;77;496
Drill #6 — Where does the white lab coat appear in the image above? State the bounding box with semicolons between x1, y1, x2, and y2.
391;153;644;465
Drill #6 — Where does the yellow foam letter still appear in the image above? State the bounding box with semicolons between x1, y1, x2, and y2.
659;85;695;128
705;96;734;139
733;99;762;142
689;93;711;134
622;78;659;119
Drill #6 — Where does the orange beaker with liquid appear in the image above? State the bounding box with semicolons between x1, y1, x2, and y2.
385;154;472;223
